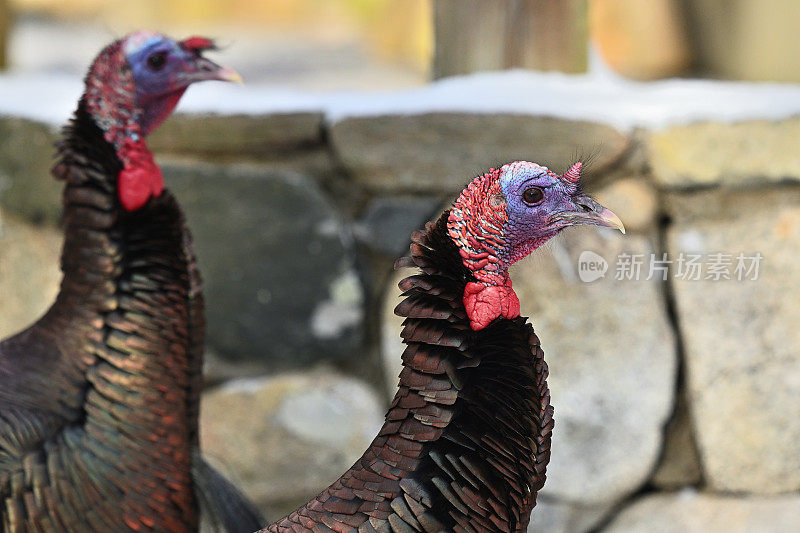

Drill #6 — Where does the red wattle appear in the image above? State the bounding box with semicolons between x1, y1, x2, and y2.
463;279;521;331
117;138;164;211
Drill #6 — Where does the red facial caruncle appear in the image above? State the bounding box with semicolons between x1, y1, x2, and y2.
562;161;582;185
81;39;155;212
447;168;519;331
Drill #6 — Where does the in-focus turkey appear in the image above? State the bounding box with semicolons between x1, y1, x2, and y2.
262;160;624;533
0;31;263;532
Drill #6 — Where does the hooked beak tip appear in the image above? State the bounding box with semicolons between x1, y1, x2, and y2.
215;66;243;84
549;200;626;234
597;207;626;234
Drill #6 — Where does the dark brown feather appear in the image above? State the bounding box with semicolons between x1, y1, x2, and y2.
262;212;552;532
0;102;262;532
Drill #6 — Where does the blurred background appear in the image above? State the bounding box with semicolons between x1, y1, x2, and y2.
4;0;800;84
1;1;799;532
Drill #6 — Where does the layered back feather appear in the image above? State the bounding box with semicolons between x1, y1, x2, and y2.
264;212;553;533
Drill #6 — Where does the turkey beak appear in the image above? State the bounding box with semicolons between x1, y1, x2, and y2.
550;195;626;234
183;56;243;84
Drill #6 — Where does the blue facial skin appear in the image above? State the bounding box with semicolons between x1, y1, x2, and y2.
126;36;191;102
499;163;579;251
125;34;224;135
119;32;237;136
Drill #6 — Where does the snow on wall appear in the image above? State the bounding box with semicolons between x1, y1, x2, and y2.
1;69;800;131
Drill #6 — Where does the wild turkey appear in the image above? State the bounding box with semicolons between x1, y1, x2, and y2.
0;32;262;532
263;161;624;532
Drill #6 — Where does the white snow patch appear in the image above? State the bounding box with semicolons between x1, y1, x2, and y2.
314;218;341;238
676;230;707;253
0;73;83;125
3;69;800;131
220;376;274;395
310;269;363;339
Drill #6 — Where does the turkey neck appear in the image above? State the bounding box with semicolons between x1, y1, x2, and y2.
47;100;202;460
386;211;551;530
267;211;551;532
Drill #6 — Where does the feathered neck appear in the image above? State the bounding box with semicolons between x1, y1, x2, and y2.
42;100;201;525
390;212;552;530
266;212;552;532
47;102;189;353
79;39;164;211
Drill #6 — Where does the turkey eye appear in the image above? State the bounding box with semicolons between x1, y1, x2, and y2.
522;187;544;205
147;52;167;71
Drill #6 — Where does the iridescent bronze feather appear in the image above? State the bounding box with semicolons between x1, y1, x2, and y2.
0;35;261;532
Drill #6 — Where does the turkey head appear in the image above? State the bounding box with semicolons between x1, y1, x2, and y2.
77;31;240;211
448;160;625;330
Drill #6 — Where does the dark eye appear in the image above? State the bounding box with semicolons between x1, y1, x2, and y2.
147;51;168;71
522;187;544;205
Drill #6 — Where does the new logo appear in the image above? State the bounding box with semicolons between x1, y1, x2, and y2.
577;250;608;283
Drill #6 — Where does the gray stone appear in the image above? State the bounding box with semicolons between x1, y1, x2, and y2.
0;118;61;224
512;229;677;506
666;187;800;493
0;211;62;339
605;490;800;533
331;113;629;194
651;392;703;489
527;497;610;533
381;227;677;507
273;378;381;447
649;119;800;188
149;113;324;156
162;161;364;367
199;369;384;520
354;195;442;256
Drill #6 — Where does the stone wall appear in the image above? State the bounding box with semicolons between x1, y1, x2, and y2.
1;110;798;531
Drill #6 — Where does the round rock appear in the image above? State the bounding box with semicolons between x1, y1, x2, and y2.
666;187;800;493
606;491;800;532
200;370;384;520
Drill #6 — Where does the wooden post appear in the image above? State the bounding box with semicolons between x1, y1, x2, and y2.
591;0;691;79
0;0;9;70
506;0;588;73
433;0;508;79
433;0;588;79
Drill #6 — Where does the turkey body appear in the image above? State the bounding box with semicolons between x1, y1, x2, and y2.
265;213;553;533
0;103;261;532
